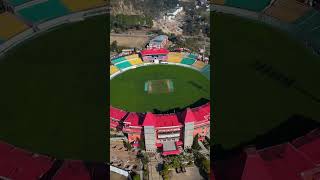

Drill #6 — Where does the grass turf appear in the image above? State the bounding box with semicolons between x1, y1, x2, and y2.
145;79;174;94
213;13;320;149
0;15;107;161
110;65;210;112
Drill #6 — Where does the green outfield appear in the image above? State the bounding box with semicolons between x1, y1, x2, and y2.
0;15;107;161
213;13;320;149
111;65;210;112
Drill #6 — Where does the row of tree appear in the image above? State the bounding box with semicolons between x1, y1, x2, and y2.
182;3;210;37
111;0;179;18
111;14;153;33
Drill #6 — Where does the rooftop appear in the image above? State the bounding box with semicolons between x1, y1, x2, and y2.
110;106;127;121
124;113;143;127
140;48;169;56
111;103;210;128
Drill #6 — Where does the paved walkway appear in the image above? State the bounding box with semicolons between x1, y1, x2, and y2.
148;157;162;180
171;166;204;180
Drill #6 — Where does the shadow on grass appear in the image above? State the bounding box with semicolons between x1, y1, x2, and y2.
152;98;210;114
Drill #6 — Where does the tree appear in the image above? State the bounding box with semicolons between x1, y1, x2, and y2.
110;41;118;52
202;159;210;174
139;137;145;150
123;141;132;150
139;153;149;165
133;174;140;180
160;163;170;180
171;157;181;168
144;155;149;164
192;134;201;150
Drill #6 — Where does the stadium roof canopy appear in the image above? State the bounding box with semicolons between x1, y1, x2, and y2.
110;106;127;121
124;113;143;127
140;48;169;56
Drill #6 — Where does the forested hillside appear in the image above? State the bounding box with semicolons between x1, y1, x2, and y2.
110;0;179;17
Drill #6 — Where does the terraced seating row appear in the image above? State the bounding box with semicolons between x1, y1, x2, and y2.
294;9;320;48
213;0;271;12
0;12;28;41
124;54;139;60
192;60;207;69
111;56;127;64
7;0;105;10
111;54;142;64
264;0;311;23
3;0;105;24
167;52;211;71
17;0;70;23
187;53;197;59
127;58;143;65
212;0;320;53
110;52;210;79
115;61;133;70
201;64;210;79
110;65;119;75
0;0;106;47
111;54;144;70
6;0;32;7
180;57;196;65
167;52;184;63
61;0;106;12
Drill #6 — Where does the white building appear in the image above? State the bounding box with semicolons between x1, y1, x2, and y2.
163;5;183;21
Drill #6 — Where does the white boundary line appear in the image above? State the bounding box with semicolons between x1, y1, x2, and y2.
110;62;210;80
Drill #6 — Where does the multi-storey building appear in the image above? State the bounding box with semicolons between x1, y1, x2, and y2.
140;48;169;63
110;106;127;130
148;35;169;49
111;103;210;156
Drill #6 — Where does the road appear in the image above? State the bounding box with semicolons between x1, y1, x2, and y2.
148;157;162;180
110;33;152;38
111;32;209;41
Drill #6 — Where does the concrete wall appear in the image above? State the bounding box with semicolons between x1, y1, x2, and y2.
110;165;129;177
184;122;194;149
144;126;156;152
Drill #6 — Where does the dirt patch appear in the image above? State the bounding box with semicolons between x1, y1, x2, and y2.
110;171;127;180
110;140;141;171
110;33;150;48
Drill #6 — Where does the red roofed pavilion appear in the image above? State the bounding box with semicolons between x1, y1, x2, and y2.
140;48;169;62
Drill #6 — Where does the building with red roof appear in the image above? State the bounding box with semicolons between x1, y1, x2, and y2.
53;160;90;180
148;35;169;49
232;129;320;180
123;112;144;143
110;106;128;130
112;102;211;156
140;48;169;62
